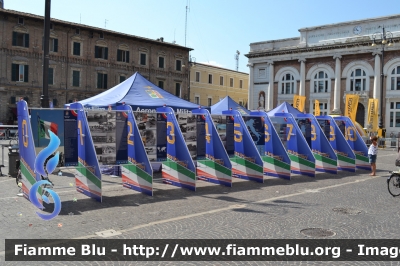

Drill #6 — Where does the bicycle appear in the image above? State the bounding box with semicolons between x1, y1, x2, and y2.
388;159;400;197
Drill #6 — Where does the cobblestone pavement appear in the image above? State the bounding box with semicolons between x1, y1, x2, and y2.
1;139;400;265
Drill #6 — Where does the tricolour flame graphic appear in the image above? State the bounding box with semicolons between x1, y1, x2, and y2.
34;130;60;177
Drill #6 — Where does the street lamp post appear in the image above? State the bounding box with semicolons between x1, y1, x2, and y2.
41;0;51;108
372;26;393;136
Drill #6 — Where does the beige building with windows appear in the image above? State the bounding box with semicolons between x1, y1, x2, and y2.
246;14;400;135
0;6;191;124
188;62;248;107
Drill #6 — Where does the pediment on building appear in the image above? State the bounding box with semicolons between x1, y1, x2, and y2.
11;56;28;62
96;40;107;47
13;25;28;33
71;35;83;41
118;43;129;50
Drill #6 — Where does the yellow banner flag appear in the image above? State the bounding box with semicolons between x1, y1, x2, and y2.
345;94;359;123
293;95;306;112
367;98;379;132
314;100;320;116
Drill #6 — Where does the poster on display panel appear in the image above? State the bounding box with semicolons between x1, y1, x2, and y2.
192;109;232;187
249;111;291;180
222;110;264;183
316;116;356;172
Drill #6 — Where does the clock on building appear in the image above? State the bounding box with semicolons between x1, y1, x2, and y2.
353;26;362;35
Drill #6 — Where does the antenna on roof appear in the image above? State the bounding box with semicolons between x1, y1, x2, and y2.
80;13;81;24
105;19;108;28
235;50;240;71
184;0;190;47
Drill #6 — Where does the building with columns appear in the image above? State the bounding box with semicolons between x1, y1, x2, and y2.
246;14;400;135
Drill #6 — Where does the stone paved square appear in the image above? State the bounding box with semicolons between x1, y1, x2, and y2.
1;139;400;265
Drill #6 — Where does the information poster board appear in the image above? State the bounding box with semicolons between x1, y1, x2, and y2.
134;113;158;162
157;107;196;191
30;109;66;165
193;109;232;186
117;105;153;196
316;116;356;172
64;110;78;166
297;114;337;174
243;116;265;155
334;116;370;170
269;113;315;177
70;103;102;202
222;110;263;183
250;111;291;180
86;110;116;169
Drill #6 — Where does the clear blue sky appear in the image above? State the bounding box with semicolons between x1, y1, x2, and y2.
5;0;400;73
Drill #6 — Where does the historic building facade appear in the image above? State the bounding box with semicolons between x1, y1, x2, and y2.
189;62;248;107
0;7;191;124
246;14;400;134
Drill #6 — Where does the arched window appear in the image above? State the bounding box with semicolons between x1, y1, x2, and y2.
281;73;295;94
349;69;366;91
390;66;400;90
313;71;329;93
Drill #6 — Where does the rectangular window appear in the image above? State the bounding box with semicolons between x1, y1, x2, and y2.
239;101;243;106
49;38;58;52
195;72;200;82
117;49;129;63
158;80;164;89
240;80;243;89
176;60;182;71
390;112;394;127
208;74;212;84
220;76;224;86
391;77;400;90
140;53;147;65
194;96;200;105
97;73;108;89
230;78;234;87
95;46;108;59
12;32;29;47
207;98;212;106
72;70;80;87
11;63;28;82
159;57;165;68
396;112;400;127
99;32;104;39
119;75;126;83
175;83;181;97
18;17;24;25
48;68;54;85
73;42;81;56
75;28;80;35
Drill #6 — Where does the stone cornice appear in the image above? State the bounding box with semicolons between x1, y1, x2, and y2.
245;37;400;59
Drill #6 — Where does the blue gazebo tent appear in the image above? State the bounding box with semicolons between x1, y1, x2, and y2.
211;96;250;115
67;72;202;112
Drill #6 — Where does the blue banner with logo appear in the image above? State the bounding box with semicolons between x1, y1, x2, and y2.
70;103;102;202
297;114;337;174
192;109;232;186
273;113;315;177
157;107;196;191
117;105;153;196
222;110;263;182
17;100;42;201
316;116;356;172
250;111;291;180
333;116;370;170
